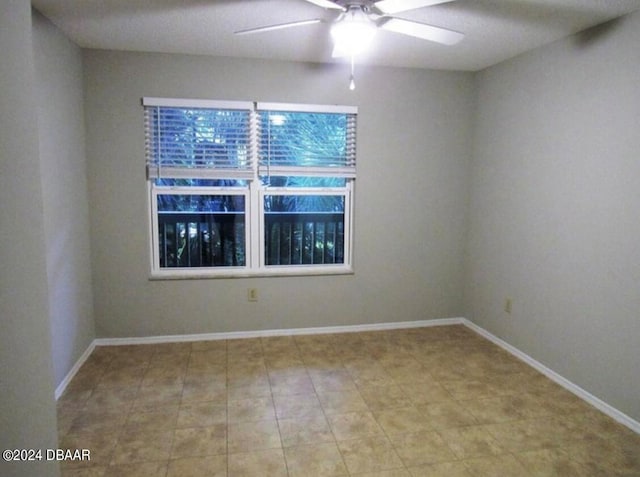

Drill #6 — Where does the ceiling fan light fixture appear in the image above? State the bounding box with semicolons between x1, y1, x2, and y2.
330;6;376;56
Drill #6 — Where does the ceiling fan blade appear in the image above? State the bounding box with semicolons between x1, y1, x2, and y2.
303;0;346;10
374;0;454;15
235;19;323;36
379;17;463;45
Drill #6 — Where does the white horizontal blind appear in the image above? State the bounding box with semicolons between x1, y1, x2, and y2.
257;103;357;179
144;98;255;180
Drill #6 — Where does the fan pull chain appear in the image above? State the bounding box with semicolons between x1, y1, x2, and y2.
349;54;356;90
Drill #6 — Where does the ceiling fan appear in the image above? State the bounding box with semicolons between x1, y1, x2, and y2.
235;0;464;88
235;0;464;54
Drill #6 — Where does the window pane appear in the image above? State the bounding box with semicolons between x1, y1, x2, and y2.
157;194;245;268
264;195;344;266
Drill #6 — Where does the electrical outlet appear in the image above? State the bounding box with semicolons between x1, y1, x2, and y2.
248;288;258;302
504;298;512;314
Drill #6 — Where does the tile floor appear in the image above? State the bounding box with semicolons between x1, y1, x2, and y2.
56;325;640;476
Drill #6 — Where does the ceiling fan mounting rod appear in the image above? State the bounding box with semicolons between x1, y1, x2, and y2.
341;4;372;19
335;0;376;11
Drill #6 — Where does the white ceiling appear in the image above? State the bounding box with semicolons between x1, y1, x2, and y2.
32;0;640;71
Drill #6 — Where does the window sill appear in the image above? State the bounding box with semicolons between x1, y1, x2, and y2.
149;265;354;280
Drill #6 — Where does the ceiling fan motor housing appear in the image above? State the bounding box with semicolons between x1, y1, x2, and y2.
336;0;377;9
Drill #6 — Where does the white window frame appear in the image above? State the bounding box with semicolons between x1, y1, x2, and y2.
258;186;354;276
145;98;357;279
149;185;252;279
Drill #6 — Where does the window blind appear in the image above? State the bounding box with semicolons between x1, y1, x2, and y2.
144;98;255;180
256;103;357;179
144;98;357;181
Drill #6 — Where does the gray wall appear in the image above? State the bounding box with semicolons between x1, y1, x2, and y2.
33;11;95;389
83;50;474;338
0;1;60;476
465;11;640;421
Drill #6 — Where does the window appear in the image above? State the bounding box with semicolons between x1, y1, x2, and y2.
144;97;357;278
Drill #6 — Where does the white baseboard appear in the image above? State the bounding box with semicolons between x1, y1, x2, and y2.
93;317;466;346
462;318;640;435
58;317;640;435
54;340;95;400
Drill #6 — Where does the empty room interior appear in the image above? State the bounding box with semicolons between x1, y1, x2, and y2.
1;0;639;476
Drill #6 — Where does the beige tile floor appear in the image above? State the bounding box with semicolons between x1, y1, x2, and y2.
56;325;640;476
